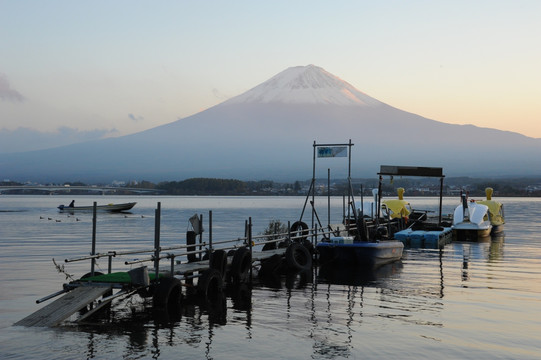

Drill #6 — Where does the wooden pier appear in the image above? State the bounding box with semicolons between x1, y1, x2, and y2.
14;202;317;327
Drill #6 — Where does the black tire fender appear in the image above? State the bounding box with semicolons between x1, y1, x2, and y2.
210;249;228;279
230;247;252;284
153;277;182;309
197;268;223;301
291;221;309;242
285;242;312;271
259;254;283;278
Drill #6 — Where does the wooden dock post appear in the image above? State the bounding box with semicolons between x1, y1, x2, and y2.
91;202;97;276
154;202;161;277
248;217;253;282
209;210;213;264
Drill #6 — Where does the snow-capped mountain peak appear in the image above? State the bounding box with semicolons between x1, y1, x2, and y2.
224;64;382;106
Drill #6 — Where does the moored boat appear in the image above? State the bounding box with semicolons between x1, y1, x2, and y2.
58;201;137;212
317;235;404;270
452;192;492;241
379;166;453;249
476;187;505;234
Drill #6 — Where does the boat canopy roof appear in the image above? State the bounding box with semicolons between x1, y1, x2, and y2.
378;165;444;178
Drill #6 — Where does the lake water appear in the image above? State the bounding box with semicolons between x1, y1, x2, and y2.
0;195;540;359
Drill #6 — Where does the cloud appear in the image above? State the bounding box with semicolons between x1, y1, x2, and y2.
0;126;118;153
0;73;25;102
128;113;145;122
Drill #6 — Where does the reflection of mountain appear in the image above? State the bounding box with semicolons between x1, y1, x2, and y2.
2;65;541;182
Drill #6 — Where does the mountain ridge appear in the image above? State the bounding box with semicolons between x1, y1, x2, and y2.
1;65;540;182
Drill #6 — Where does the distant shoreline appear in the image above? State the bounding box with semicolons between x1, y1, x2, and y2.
2;176;541;197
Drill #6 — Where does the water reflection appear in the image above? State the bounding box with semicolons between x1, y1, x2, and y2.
71;287;229;359
54;263;407;359
456;235;506;284
488;235;505;262
317;261;403;286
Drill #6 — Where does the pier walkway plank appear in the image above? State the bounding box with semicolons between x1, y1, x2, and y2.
14;285;112;327
156;248;288;276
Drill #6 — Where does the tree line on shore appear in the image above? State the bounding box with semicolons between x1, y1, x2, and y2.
2;177;541;196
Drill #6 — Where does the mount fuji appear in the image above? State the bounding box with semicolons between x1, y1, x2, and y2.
2;65;541;182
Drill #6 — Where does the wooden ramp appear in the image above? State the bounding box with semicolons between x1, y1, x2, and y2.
15;286;112;327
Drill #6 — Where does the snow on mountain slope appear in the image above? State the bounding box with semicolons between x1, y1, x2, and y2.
224;65;383;106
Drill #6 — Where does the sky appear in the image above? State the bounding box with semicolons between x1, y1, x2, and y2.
1;0;540;150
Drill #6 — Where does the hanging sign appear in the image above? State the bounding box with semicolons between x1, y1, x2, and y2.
317;146;347;158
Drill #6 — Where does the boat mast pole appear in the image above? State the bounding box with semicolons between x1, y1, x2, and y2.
347;139;352;221
154;202;161;276
327;168;330;228
376;175;382;226
439;176;444;226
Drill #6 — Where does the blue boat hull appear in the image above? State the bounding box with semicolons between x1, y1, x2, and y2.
316;241;404;269
394;227;452;248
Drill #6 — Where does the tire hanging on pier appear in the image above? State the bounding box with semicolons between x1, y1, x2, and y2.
197;268;223;302
262;241;277;251
210;249;228;280
290;221;309;242
285;242;312;271
153;277;182;309
258;254;284;278
229;246;252;284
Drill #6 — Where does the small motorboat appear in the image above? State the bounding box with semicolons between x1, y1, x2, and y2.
58;201;137;212
476;187;505;234
452;192;492;241
316;235;404;270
